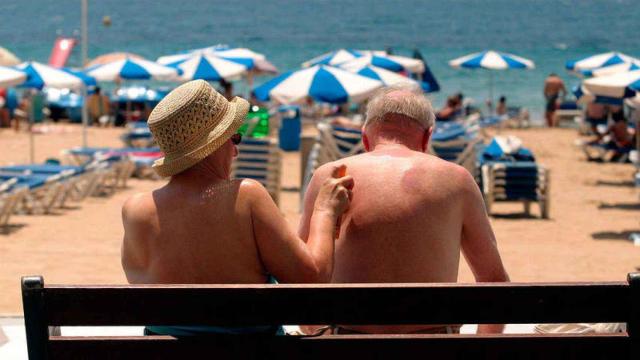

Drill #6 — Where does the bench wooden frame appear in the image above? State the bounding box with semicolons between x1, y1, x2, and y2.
22;274;640;359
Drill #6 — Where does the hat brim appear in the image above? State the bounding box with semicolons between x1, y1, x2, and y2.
152;96;250;177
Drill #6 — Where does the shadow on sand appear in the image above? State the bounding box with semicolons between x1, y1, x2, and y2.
594;180;635;188
591;230;639;241
597;202;640;211
0;223;27;235
490;213;548;220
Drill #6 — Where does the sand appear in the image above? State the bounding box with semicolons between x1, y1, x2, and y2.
0;124;639;315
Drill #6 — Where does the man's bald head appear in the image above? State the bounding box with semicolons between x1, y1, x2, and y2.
364;84;435;130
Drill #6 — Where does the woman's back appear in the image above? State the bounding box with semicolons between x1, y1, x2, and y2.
122;179;268;284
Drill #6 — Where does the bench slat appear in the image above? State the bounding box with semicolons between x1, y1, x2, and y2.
48;334;631;360
43;283;630;326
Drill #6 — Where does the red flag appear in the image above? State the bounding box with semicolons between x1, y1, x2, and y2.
48;37;77;68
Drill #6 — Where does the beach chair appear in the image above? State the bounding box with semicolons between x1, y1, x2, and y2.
0;178;26;228
478;137;550;219
429;121;483;174
0;173;65;215
231;137;282;205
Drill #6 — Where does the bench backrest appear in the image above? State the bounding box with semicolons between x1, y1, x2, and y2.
22;274;640;359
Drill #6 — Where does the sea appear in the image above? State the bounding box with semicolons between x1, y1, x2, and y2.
2;0;640;121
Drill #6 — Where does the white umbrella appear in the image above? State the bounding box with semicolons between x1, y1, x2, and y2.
0;66;26;87
341;54;425;74
582;70;640;99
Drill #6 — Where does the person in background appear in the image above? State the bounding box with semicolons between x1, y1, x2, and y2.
436;96;457;122
496;96;507;117
585;102;607;135
0;88;8;128
604;111;634;161
87;87;111;126
543;73;566;127
220;79;234;100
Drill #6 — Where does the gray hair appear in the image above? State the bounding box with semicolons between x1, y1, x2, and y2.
364;84;435;129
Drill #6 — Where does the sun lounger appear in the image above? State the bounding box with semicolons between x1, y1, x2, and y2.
0;179;25;228
21;274;640;359
0;173;65;215
231;137;282;204
478;137;550;218
121;122;156;148
430;121;483;174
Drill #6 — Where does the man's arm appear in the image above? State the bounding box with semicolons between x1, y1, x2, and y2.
459;170;509;334
121;194;150;284
249;166;352;283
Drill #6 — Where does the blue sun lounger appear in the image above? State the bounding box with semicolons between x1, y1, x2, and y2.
478;138;550;219
0;173;65;215
430;121;483;174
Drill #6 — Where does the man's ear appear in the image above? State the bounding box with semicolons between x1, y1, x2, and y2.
362;129;371;152
422;127;433;152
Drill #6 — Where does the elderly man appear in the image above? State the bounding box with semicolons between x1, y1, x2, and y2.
300;85;509;334
121;80;353;336
544;73;567;127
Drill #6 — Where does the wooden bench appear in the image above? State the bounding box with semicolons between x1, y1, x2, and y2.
22;274;640;359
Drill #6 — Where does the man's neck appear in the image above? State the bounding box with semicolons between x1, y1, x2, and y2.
372;141;420;152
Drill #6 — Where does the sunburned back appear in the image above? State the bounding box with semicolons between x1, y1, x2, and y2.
333;149;464;284
124;180;267;284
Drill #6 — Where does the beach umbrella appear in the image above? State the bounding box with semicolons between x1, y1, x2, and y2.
449;50;535;107
341;54;425;74
86;57;180;81
580;62;640;78
582;70;640;99
339;63;432;92
0;46;21;66
16;61;92;90
210;48;278;74
0;66;26;87
86;52;144;68
166;53;248;82
565;52;640;73
253;65;382;105
302;49;365;68
158;47;277;74
15;62;95;162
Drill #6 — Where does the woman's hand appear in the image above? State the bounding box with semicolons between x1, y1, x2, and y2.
313;164;354;220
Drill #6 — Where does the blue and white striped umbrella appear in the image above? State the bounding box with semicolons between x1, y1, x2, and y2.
166;53;249;82
566;52;640;73
449;50;535;70
253;65;382;104
0;65;26;87
87;57;180;82
580;62;640;78
339;63;432;92
582;70;640;99
16;62;93;89
158;47;277;74
340;54;425;74
302;49;364;68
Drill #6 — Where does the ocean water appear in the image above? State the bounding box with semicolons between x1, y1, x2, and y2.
2;0;640;120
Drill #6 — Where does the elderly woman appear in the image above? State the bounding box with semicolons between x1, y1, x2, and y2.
121;80;353;335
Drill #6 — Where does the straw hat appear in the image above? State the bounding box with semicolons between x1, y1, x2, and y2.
148;79;249;177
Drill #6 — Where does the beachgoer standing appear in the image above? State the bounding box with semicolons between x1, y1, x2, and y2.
121;80;353;336
300;85;509;335
496;96;507;116
543;73;566;127
87;87;111;126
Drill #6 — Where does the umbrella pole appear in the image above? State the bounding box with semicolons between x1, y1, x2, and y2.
82;85;88;147
247;70;254;99
29;98;34;163
488;71;494;114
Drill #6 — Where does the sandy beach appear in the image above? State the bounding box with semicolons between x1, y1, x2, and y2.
0;124;638;315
